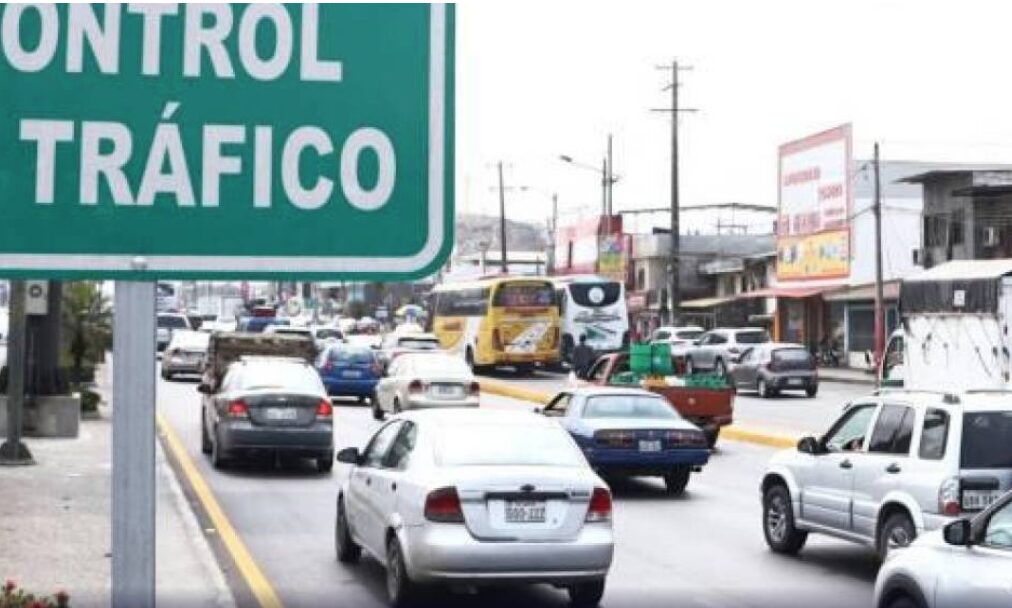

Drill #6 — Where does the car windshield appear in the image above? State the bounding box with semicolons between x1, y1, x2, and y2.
397;338;440;350
438;424;584;467
330;347;374;364
583;395;678;419
239;363;324;394
675;330;703;340
961;411;1012;469
158;316;188;329
409;355;469;376
736;330;771;344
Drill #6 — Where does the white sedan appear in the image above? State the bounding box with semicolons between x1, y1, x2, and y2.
372;353;479;420
874;489;1012;608
334;409;614;608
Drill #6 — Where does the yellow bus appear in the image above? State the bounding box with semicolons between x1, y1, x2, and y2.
431;277;561;372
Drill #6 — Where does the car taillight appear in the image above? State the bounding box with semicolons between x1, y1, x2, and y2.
424;487;464;523
595;430;635;448
227;400;249;418
468;381;480;397
408;379;425;395
939;476;962;517
586;487;612;523
664;429;707;447
492;329;503;350
316;399;333;419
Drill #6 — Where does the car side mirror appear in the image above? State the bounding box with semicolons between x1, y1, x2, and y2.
197;382;213;395
943;519;972;546
797;436;820;455
336;447;362;465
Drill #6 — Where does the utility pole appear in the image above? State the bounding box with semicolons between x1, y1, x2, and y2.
653;60;696;324
498;161;508;275
873;142;885;365
0;281;33;465
550;193;559;275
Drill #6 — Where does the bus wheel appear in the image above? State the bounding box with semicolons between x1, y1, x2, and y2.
515;364;534;376
561;335;575;364
465;347;476;371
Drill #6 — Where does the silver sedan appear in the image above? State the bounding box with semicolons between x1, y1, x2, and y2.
334;409;614;608
372;353;479;420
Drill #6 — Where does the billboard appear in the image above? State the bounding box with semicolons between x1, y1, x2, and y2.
777;124;852;281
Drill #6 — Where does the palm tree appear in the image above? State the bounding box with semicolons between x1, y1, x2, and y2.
62;282;112;384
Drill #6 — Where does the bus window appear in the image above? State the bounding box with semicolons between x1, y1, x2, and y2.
493;283;554;308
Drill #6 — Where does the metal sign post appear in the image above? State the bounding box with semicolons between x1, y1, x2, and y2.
0;280;33;465
112;281;156;607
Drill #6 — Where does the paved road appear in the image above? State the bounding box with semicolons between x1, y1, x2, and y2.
157;367;879;608
478;369;872;436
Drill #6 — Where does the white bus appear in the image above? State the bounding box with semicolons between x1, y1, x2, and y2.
553;276;629;363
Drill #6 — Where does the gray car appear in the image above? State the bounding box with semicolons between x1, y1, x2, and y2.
161;330;210;380
199;356;334;472
335;409;614;608
728;342;818;398
685;327;771;377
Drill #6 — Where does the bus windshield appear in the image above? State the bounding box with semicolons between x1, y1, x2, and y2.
492;283;555;308
568;282;622;308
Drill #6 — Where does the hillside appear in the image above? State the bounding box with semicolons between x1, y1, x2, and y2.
455;213;549;255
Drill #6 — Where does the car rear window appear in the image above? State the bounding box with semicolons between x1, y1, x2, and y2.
158;316;188;329
773;348;812;363
397;338;440;350
583;395;678;420
961;411;1012;469
735;330;771;344
239;363;324;394
438;424;584;467
330;347;374;364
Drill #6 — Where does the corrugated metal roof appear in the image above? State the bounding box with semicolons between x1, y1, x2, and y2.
904;259;1012;282
823;281;901;302
680;295;739;309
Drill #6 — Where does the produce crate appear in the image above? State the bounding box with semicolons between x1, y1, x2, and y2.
683;373;730;390
609;371;644;386
629;343;673;376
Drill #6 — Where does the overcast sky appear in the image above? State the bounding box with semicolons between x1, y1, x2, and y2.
456;0;1012;233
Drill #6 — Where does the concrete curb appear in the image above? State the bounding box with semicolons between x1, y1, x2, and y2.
479;379;801;450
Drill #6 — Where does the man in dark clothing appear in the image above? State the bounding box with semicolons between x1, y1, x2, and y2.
571;335;596;377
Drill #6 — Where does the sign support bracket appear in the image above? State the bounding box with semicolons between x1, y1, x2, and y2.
112;281;156;608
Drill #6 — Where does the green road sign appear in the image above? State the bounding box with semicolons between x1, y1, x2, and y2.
0;3;454;280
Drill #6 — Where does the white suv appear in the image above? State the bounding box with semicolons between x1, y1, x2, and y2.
874;489;1012;608
760;390;1012;561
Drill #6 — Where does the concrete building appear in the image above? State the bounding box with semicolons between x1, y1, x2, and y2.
900;167;1012;267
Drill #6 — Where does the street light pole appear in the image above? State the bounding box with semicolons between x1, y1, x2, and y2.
498;161;508;275
873;142;885;364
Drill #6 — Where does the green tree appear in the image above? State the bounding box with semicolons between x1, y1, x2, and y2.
62;282;111;383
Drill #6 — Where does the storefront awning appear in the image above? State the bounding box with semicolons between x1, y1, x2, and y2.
738;285;841;299
823;281;900;303
680;295;739;310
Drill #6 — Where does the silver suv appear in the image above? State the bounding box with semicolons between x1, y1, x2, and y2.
685;327;770;377
760;390;1012;561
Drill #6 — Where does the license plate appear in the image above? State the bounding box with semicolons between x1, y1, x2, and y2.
962;489;1004;510
504;500;546;523
639;440;662;452
342;370;362;378
787;378;804;386
264;408;299;421
432;384;463;398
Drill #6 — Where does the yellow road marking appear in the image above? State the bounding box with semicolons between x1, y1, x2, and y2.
479;378;801;449
157;413;284;608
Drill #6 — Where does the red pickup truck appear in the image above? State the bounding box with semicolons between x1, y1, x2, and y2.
579;352;734;447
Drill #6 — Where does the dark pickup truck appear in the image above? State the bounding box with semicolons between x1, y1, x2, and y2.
579;352;734;447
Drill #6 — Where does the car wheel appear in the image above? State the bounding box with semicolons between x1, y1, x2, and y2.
714;358;727;378
210;425;228;469
664;467;691;496
200;410;212;455
806;385;818;398
885;594;925;608
357;395;366;404
568;579;606;608
757;377;771;398
317;451;334;474
386;537;422;608
371;392;385;420
335;497;361;563
878;512;916;562
763;484;807;554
